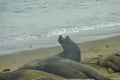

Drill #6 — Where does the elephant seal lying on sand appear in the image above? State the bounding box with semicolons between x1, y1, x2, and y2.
1;70;64;80
19;57;109;80
90;53;120;73
1;35;110;80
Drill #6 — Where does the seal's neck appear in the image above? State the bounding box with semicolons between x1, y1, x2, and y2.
56;50;80;62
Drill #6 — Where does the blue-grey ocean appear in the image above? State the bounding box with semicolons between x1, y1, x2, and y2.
0;0;120;54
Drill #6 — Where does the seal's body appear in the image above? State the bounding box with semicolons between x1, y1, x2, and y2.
19;57;109;80
97;53;120;73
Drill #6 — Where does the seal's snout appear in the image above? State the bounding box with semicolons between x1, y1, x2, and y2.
58;35;64;44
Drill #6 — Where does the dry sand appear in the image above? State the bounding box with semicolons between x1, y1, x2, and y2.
0;35;120;80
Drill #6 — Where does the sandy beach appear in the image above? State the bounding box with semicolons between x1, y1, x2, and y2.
0;35;120;80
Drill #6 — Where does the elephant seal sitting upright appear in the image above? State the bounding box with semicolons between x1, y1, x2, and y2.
56;35;81;62
90;53;120;73
1;35;110;80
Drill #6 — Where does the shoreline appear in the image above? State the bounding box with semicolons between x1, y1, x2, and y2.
0;33;120;55
0;35;119;67
0;35;120;80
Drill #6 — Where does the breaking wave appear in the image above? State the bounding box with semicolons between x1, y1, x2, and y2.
46;22;120;36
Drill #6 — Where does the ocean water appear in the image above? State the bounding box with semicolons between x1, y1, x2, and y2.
0;0;120;54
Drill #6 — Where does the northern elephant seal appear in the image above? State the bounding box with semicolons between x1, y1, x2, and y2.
56;35;81;62
19;57;109;80
1;35;110;80
90;53;120;73
1;70;64;80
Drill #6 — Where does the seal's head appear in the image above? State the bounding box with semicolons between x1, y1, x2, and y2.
58;35;71;44
58;35;81;62
58;35;74;51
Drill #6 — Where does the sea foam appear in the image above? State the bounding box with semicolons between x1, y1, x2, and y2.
46;22;120;37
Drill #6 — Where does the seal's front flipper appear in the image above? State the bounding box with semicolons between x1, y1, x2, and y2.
108;67;115;74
